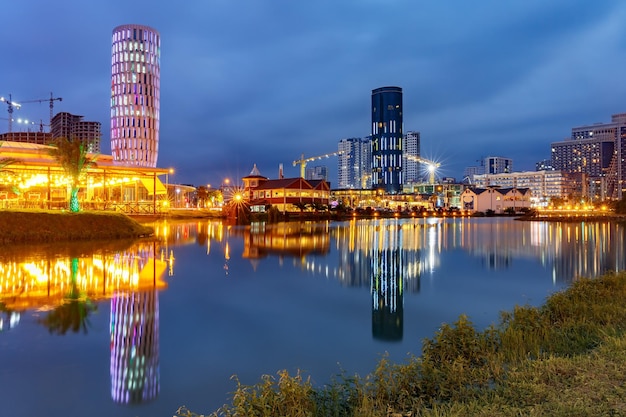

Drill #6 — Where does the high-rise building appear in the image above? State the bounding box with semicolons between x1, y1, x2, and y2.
403;131;421;184
484;156;512;174
305;165;328;181
371;86;403;193
338;137;372;189
551;113;626;199
462;165;484;184
536;159;554;171
110;24;161;167
51;112;102;153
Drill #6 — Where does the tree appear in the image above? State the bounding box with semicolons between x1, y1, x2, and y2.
196;185;209;208
293;201;308;212
48;137;97;212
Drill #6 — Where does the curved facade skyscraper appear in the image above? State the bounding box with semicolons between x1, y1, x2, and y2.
371;86;403;193
111;24;160;167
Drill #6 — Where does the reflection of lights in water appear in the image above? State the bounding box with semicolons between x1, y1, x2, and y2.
168;250;175;277
0;242;168;312
427;222;437;273
224;241;230;275
0;312;21;331
110;290;160;405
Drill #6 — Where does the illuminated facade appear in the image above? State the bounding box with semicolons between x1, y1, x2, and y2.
338;137;372;189
484;156;513;174
111;24;161;167
461;187;531;213
372;86;403;193
402;131;421;184
0;141;168;214
243;174;331;213
551;113;626;199
472;170;581;204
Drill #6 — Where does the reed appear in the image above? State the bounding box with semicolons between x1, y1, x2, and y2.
178;272;626;417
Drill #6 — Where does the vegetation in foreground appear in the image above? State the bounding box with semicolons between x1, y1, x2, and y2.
177;272;626;417
0;209;154;244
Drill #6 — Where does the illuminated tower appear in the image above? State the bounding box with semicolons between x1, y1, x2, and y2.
371;86;403;193
111;24;161;167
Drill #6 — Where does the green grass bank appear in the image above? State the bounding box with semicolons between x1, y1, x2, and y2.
177;271;626;417
0;209;154;244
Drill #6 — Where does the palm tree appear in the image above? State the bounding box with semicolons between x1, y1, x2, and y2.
47;137;97;212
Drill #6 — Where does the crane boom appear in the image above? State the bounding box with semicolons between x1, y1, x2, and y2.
19;92;62;129
405;154;440;184
292;151;342;178
0;94;22;132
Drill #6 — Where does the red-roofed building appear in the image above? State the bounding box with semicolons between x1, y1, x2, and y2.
241;165;331;212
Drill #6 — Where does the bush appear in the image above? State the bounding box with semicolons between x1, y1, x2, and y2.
181;272;626;417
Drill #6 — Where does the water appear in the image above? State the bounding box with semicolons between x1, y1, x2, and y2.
1;217;624;417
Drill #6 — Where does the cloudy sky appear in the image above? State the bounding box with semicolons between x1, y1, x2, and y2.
3;0;626;186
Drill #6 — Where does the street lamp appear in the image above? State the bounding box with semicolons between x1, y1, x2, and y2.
166;168;174;204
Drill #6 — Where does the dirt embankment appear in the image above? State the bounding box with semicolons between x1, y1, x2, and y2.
0;210;154;245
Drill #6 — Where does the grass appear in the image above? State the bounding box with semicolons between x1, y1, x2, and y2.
0;209;154;244
176;271;626;417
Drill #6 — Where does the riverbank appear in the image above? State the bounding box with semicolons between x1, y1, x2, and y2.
178;271;626;417
0;209;154;244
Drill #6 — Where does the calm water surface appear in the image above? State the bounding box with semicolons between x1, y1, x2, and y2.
1;217;625;417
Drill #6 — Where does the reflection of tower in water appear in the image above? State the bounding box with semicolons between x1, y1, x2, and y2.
370;224;406;342
372;248;403;341
109;243;164;405
110;290;160;404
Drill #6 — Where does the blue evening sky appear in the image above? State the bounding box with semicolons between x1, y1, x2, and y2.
3;0;626;187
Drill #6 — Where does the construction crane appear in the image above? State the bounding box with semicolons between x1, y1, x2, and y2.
0;117;42;131
405;154;440;184
293;151;343;178
18;92;62;129
0;94;22;132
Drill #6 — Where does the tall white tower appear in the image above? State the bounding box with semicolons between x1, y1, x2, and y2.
403;131;421;184
111;24;161;167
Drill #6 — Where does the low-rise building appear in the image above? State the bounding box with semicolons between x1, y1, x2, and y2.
241;165;331;212
461;187;531;214
473;170;581;205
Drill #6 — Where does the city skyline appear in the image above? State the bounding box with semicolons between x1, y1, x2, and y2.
3;0;626;187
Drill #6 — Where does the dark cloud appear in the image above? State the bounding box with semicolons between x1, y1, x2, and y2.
3;0;626;185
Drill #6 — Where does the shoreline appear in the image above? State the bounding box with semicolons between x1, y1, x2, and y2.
2;208;623;246
0;209;154;245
